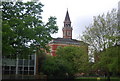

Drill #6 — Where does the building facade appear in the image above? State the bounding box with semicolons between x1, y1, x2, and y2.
2;54;37;79
48;10;88;56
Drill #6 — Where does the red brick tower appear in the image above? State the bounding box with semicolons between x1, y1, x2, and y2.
62;10;73;39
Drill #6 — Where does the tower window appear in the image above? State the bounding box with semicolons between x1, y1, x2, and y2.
65;24;70;27
67;31;71;36
66;24;70;27
68;24;70;27
66;24;68;27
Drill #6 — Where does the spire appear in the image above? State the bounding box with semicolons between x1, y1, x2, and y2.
63;9;72;39
64;9;71;22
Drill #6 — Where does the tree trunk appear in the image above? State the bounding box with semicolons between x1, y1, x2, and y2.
107;72;111;81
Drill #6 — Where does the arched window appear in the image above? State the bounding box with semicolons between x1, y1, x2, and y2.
68;24;70;27
66;24;68;27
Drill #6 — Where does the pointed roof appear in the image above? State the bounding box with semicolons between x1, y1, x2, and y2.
64;10;71;22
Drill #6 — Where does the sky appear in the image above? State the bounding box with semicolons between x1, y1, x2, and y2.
25;0;120;40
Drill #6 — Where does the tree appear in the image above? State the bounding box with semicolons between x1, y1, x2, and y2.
41;55;72;79
81;9;120;79
41;46;88;79
2;1;58;58
81;9;119;61
56;46;89;76
93;45;120;77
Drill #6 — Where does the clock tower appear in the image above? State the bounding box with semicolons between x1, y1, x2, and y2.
62;10;73;39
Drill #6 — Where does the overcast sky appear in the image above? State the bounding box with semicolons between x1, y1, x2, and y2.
26;0;120;40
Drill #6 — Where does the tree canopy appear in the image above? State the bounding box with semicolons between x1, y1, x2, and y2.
2;1;58;58
41;46;89;79
93;45;120;76
81;9;119;54
81;9;120;77
41;55;72;79
56;46;89;74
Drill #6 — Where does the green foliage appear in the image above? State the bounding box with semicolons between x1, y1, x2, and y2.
41;55;71;79
81;9;119;75
93;45;120;76
81;8;120;76
41;46;89;79
2;2;58;58
56;46;89;74
81;9;119;53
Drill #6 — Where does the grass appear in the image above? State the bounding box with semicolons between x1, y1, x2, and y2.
75;77;120;81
